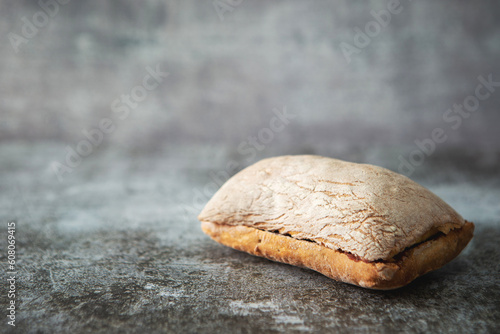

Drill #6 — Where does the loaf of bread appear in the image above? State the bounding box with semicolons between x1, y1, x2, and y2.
198;155;474;289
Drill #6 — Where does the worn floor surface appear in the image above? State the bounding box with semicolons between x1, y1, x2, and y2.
0;143;499;333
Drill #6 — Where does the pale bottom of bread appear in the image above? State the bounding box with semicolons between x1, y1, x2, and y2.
201;221;474;290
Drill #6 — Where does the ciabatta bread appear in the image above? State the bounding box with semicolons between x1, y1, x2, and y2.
198;155;474;289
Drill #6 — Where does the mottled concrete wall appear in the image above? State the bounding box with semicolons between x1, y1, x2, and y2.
1;2;500;332
1;0;499;156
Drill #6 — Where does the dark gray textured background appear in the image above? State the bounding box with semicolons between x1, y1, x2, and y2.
0;0;499;333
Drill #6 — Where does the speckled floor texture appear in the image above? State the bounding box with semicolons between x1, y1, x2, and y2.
0;143;498;333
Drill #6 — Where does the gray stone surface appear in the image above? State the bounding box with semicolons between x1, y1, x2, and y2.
0;143;499;333
1;0;500;332
1;1;500;151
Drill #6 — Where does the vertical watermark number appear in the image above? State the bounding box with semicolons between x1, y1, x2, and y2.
6;222;16;327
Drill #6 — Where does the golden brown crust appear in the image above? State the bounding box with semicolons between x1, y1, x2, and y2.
201;221;474;290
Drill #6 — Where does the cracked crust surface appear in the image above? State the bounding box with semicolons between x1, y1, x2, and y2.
201;221;474;290
198;155;466;261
